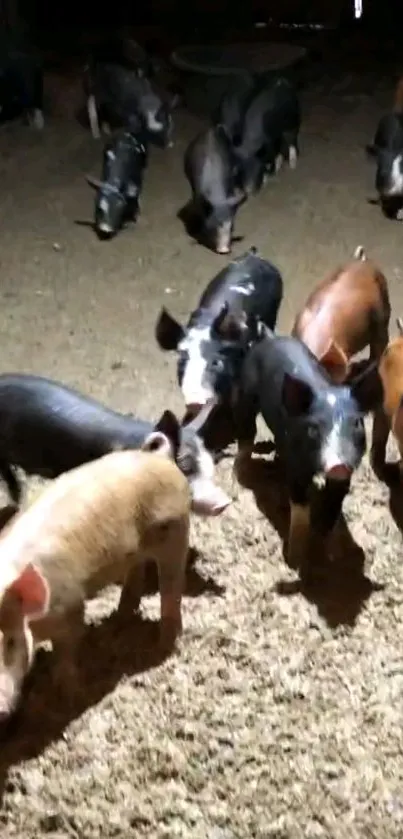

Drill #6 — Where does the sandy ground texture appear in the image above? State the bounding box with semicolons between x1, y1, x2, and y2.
0;65;403;839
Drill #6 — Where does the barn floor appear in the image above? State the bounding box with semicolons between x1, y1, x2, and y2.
0;61;403;839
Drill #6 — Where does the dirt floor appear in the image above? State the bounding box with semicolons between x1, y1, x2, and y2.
1;62;403;839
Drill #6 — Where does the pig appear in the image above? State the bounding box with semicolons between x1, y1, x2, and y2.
0;373;230;517
88;31;159;80
86;127;148;239
212;72;256;145
83;59;178;147
232;329;374;571
0;433;191;719
292;245;391;384
155;246;283;422
366;77;403;220
0;34;44;129
183;124;247;254
370;317;403;477
233;75;301;195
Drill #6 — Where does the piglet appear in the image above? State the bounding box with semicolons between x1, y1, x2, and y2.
292;245;391;384
371;317;403;478
0;430;191;720
367;77;403;219
86;126;148;239
233;329;374;571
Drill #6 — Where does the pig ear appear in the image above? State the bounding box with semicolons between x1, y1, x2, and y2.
349;359;384;414
153;409;181;459
281;373;314;416
155;307;185;351
211;302;230;336
141;431;173;458
85;174;103;190
5;563;49;620
319;341;349;384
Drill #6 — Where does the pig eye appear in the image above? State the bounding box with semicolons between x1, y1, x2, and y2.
307;425;319;440
212;358;224;373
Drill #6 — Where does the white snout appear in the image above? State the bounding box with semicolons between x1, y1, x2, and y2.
190;478;231;517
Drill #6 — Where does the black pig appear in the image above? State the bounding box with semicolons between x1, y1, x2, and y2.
86;128;148;239
233;330;374;571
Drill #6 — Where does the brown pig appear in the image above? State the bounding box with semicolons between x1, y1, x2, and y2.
0;430;191;720
292;245;391;384
371;317;403;473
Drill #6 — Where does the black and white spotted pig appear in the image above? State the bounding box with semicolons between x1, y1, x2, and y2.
155;246;283;423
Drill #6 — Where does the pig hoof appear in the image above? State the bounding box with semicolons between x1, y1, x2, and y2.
396;208;403;221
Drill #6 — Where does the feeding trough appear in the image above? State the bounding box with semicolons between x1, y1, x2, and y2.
170;41;308;117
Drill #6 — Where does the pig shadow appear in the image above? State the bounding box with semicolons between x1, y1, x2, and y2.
0;548;224;795
235;454;385;629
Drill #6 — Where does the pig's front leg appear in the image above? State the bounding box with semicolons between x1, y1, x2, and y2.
286;480;311;570
311;476;351;555
51;606;85;705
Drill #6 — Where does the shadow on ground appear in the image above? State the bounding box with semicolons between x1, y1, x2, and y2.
235;454;385;628
0;547;225;801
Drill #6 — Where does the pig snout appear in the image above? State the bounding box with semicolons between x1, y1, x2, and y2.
325;464;353;481
321;418;365;479
190;478;231;516
214;219;232;255
214;219;232;254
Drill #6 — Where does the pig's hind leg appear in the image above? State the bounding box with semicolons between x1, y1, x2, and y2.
155;516;190;653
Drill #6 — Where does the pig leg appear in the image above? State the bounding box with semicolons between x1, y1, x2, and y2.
155;517;189;652
51;607;85;704
311;478;350;556
117;559;146;619
87;94;101;139
282;131;299;169
287;482;311;570
369;328;392;476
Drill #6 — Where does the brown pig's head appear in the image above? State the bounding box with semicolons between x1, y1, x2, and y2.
0;563;49;721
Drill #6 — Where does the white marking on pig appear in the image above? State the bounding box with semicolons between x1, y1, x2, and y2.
229;283;254;296
321;419;345;473
99;197;109;213
87;95;100;139
289;146;298;169
147;111;164;133
178;326;215;407
107;150;115;161
386;155;403;196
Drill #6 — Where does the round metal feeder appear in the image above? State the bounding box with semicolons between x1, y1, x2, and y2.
170;42;308;117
